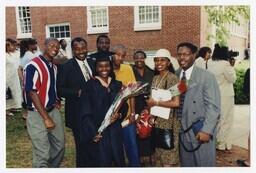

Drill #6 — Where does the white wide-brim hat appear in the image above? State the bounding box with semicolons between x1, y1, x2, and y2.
145;49;180;71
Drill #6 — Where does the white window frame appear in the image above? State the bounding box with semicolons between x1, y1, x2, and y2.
87;6;109;34
134;6;162;31
15;6;32;38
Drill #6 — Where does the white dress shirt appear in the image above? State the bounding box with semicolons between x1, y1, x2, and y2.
75;58;92;81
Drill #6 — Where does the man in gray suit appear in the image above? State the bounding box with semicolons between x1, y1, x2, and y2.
176;42;221;167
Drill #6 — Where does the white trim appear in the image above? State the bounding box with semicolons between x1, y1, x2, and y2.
87;6;109;34
134;6;162;31
15;7;32;39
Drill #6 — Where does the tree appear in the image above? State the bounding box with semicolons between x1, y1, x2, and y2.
204;6;250;46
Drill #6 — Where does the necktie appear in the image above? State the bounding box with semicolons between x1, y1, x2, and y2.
82;62;91;81
177;71;186;118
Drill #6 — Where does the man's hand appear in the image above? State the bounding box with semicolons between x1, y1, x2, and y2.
44;117;55;130
196;131;211;143
93;133;103;143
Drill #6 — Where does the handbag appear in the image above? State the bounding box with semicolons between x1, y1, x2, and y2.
6;87;12;100
152;114;175;150
152;127;174;150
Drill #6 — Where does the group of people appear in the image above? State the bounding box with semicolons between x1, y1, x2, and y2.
6;34;249;167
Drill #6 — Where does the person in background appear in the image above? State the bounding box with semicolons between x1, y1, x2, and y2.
207;44;236;151
57;37;94;167
89;34;113;60
146;49;180;167
131;50;155;166
23;38;64;167
53;39;70;65
79;53;126;167
195;46;212;69
6;38;22;116
112;44;140;167
176;42;220;167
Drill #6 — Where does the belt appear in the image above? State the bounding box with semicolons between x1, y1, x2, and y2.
27;106;55;112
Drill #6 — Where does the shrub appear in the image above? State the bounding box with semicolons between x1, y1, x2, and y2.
234;68;249;104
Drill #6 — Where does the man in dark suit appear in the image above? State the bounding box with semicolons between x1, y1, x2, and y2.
89;34;113;62
57;37;94;167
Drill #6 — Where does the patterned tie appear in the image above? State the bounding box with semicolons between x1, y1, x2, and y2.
177;71;186;119
82;62;91;81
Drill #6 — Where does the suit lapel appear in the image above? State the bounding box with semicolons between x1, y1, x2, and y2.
72;58;87;84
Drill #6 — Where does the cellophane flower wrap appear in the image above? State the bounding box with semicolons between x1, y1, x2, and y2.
98;82;149;134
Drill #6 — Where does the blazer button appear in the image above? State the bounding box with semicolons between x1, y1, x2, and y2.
193;112;196;114
193;101;196;103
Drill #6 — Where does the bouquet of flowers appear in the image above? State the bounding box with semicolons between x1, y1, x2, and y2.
167;80;187;96
98;82;149;134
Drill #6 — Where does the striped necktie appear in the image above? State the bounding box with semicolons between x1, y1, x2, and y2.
82;62;91;81
177;71;186;118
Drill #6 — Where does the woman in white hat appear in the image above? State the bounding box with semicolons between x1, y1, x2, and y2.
146;49;180;167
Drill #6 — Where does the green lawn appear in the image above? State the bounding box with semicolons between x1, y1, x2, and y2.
6;108;75;168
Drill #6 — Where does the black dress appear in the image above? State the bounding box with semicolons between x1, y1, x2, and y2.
132;65;155;156
79;78;126;167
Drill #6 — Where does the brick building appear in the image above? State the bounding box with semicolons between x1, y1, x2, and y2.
5;6;249;61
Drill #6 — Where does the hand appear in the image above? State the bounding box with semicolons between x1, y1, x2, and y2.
44;117;55;130
196;131;211;143
129;113;136;123
146;97;157;108
110;112;121;124
229;58;235;66
93;133;103;143
55;102;61;110
148;116;156;126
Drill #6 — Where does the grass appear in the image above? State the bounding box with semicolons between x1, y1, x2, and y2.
6;108;75;168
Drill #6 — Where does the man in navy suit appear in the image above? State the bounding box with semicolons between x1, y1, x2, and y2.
57;37;94;167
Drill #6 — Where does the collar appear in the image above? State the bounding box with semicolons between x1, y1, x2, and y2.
180;63;195;80
95;76;112;88
39;55;52;67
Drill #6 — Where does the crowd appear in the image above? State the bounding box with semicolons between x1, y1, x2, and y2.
5;34;250;167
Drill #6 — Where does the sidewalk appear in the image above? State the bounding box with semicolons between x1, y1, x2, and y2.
230;104;250;149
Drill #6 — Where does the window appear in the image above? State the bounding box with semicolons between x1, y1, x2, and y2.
134;6;162;31
87;6;109;34
46;23;71;39
15;6;32;38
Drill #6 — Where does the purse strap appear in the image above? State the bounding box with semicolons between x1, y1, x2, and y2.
179;119;202;152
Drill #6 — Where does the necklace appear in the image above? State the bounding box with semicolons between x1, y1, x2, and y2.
154;71;169;88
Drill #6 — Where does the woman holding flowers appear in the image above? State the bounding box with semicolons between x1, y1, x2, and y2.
80;52;126;167
146;49;180;167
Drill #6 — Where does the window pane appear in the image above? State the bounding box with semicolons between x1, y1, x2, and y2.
55;26;59;32
60;26;65;32
65;25;69;31
60;32;65;38
50;33;54;37
50;27;54;32
55;33;60;38
66;32;70;37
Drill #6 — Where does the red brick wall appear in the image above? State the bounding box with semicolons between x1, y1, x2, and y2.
5;7;17;40
6;6;200;60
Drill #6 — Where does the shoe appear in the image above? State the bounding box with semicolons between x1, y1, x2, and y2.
236;159;249;167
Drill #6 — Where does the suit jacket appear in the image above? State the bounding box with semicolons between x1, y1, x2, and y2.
207;59;236;96
176;66;221;136
57;57;95;129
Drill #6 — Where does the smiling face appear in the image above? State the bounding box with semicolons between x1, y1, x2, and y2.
177;46;196;71
134;52;146;69
154;57;170;73
44;40;60;60
72;41;87;61
96;60;111;79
